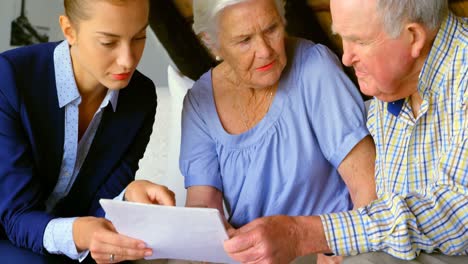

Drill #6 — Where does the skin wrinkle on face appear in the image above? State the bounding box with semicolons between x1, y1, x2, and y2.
65;0;149;97
215;0;287;90
330;0;422;102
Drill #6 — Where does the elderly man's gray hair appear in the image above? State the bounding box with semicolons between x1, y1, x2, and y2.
192;0;285;47
377;0;449;38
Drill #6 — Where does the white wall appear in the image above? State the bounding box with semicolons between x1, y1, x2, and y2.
0;0;174;87
0;0;63;52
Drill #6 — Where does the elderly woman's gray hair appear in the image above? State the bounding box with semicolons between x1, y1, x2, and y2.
377;0;449;38
192;0;285;47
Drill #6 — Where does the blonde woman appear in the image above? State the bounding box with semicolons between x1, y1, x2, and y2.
0;1;175;263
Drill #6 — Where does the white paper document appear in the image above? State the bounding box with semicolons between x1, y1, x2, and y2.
100;199;237;263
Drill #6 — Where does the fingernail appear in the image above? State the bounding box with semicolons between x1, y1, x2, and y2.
138;243;146;249
144;250;153;256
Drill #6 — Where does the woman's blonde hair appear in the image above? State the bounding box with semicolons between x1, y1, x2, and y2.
64;0;147;26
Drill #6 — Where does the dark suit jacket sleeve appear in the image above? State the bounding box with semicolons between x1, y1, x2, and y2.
88;77;157;217
0;55;55;254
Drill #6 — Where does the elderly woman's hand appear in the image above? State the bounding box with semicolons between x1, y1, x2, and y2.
224;215;332;263
223;215;302;263
124;180;176;205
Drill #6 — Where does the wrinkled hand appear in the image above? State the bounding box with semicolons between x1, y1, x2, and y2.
317;254;343;264
73;217;152;263
124;180;175;205
224;218;236;235
224;215;301;264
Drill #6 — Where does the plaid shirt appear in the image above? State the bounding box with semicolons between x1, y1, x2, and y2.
321;12;468;260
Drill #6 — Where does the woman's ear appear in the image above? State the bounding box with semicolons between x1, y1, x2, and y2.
405;23;427;58
59;15;77;45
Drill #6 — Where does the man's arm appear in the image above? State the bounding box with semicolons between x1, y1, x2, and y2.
322;127;468;259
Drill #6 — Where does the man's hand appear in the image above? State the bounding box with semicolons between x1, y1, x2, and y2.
223;215;302;263
73;217;152;263
124;180;175;205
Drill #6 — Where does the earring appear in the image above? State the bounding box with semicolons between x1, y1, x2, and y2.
215;56;222;61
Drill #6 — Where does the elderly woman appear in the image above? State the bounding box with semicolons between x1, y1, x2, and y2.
180;0;376;262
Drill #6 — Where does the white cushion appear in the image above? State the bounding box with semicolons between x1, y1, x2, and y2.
165;65;194;206
136;66;194;206
168;64;195;106
136;87;171;193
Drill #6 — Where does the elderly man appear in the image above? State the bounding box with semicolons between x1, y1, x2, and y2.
223;0;467;263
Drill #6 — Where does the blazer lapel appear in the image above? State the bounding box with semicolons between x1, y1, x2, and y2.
57;103;144;216
22;62;64;197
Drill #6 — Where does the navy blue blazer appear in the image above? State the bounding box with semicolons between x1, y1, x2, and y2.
0;42;157;254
